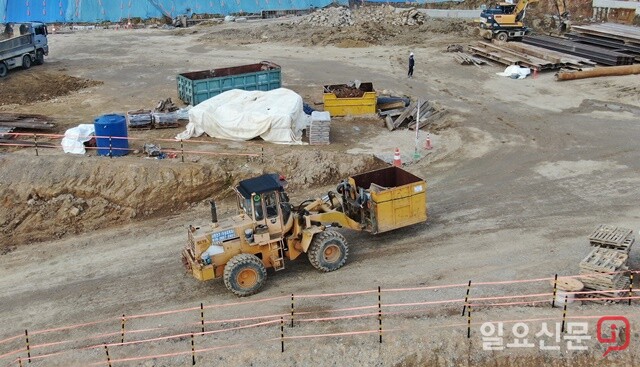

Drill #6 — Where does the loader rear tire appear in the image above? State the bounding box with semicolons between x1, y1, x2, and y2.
223;254;267;297
496;32;508;42
308;231;348;272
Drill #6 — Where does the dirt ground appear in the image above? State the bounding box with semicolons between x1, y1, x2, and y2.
1;12;639;366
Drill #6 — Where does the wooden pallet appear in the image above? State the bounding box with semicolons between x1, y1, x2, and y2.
589;224;633;246
579;248;628;273
591;237;634;254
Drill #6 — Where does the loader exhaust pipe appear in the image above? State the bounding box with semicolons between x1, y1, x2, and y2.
210;200;218;227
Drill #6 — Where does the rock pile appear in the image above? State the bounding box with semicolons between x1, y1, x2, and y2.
297;5;427;27
297;7;354;27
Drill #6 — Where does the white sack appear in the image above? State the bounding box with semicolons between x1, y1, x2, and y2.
176;88;308;145
61;124;95;154
496;65;531;79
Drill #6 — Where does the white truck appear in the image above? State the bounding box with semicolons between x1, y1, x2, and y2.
0;22;49;77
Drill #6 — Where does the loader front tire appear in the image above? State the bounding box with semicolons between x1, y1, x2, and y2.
308;231;349;272
223;254;267;297
496;32;508;42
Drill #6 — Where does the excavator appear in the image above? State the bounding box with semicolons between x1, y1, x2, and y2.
478;0;539;41
478;0;570;41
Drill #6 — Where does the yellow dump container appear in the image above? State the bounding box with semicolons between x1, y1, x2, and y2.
323;82;377;116
349;166;427;234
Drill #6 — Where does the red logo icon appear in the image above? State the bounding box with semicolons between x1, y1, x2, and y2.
597;316;630;357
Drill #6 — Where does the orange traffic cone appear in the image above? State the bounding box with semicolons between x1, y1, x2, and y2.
424;134;433;150
393;148;402;167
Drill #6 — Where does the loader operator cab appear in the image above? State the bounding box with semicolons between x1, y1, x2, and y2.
235;174;291;232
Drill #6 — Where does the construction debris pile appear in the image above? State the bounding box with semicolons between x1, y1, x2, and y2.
579;224;635;303
297;5;427;27
380;99;446;131
325;84;365;98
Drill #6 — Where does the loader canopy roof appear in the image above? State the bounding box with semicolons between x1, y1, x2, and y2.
237;174;286;199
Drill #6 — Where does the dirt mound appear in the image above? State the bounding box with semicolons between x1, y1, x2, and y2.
199;18;472;47
0;71;102;106
0;150;383;247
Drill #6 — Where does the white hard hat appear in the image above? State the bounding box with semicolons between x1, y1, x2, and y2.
410;52;414;56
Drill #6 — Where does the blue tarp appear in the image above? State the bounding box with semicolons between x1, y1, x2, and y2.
1;0;346;23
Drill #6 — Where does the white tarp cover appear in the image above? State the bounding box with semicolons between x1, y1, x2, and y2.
61;124;95;154
176;88;307;144
496;65;531;79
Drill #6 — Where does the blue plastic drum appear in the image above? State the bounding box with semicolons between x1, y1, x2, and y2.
94;114;129;156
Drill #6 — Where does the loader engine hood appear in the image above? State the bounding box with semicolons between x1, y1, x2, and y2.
188;214;253;258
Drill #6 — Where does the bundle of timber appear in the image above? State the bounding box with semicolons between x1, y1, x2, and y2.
578;224;635;304
381;99;446;131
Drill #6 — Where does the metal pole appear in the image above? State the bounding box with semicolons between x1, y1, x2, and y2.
280;316;284;353
109;136;113;158
181;139;184;163
200;303;205;333
467;306;471;338
24;330;30;363
290;294;294;327
378;286;382;343
462;280;471;316
552;274;558;308
629;273;634;306
561;295;568;333
104;345;112;367
191;333;196;365
121;314;125;344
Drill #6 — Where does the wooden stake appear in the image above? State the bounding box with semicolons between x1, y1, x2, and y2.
33;134;38;156
181;139;184;163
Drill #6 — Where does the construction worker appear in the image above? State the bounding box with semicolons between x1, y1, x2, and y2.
408;52;415;78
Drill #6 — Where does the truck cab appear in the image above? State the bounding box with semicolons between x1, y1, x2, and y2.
0;21;49;77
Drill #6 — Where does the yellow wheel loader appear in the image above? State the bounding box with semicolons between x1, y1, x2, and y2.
182;166;428;296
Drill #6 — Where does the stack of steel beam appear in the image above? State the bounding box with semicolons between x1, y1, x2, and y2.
522;35;635;66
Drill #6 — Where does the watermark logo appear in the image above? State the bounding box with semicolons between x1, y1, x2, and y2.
597;316;630;357
480;316;631;357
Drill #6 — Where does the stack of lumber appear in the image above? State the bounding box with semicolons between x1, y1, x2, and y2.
579;225;634;303
452;52;487;67
381;100;446;131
